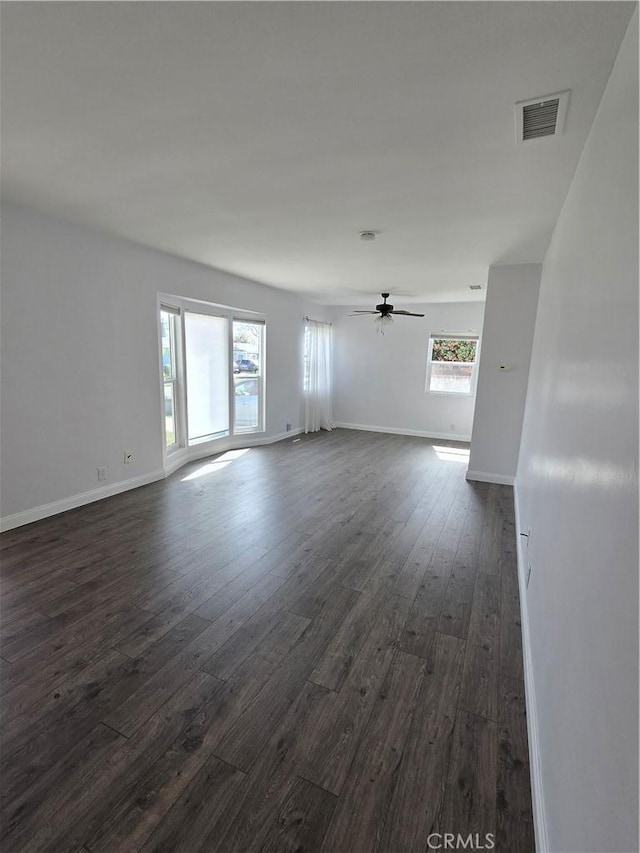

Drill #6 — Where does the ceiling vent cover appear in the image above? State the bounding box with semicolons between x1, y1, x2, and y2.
516;91;570;143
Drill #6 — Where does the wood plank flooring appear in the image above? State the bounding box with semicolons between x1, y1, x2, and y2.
0;429;535;852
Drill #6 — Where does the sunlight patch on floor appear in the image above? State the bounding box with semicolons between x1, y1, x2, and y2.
181;447;251;481
433;445;470;463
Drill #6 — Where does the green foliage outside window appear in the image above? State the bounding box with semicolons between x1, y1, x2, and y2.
431;338;477;362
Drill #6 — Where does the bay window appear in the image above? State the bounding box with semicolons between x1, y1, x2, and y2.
159;301;265;454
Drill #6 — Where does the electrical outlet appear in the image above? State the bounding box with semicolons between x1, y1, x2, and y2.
286;422;292;432
97;467;107;481
526;562;532;588
123;452;133;464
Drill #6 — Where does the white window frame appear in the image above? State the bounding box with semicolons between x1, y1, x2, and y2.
426;332;480;397
184;309;231;445
160;304;183;452
232;319;266;435
158;297;266;460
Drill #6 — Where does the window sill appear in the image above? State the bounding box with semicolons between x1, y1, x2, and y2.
425;390;475;398
188;432;230;447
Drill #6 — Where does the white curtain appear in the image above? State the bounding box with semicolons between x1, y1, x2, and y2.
304;320;334;433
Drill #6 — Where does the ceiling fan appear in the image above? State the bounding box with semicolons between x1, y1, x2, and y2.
350;293;425;333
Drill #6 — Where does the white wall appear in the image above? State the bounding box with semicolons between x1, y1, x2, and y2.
467;264;541;484
0;203;328;528
332;301;485;441
515;12;638;853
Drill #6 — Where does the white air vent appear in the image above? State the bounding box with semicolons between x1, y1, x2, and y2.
515;91;570;143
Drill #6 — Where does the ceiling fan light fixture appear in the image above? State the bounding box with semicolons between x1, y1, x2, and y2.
375;314;394;335
349;293;424;332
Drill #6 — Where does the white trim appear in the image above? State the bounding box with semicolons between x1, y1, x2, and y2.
234;427;304;446
465;469;515;486
164;448;189;476
513;485;549;853
176;428;305;469
334;422;471;442
425;389;475;398
159;301;186;459
158;293;269;462
426;332;481;397
1;429;308;531
181;428;305;464
0;470;165;532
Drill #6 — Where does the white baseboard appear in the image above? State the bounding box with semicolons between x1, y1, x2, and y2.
0;470;165;532
334;422;471;443
2;429;307;532
513;485;549;853
237;427;305;446
166;428;306;472
164;448;189;476
465;469;515;486
177;428;306;467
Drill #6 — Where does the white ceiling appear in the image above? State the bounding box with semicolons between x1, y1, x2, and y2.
1;2;634;304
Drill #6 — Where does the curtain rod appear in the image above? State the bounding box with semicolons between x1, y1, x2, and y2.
303;316;332;326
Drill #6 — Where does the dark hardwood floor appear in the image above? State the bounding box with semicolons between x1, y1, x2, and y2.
0;429;535;853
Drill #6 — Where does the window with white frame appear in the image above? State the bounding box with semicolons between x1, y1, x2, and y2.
233;320;265;433
160;306;181;449
184;312;230;443
159;301;265;452
426;333;479;395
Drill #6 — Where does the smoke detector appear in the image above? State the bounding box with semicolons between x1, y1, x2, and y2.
515;91;570;143
359;231;377;241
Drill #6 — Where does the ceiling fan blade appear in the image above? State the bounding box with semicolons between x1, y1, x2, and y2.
389;309;425;317
349;310;379;314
